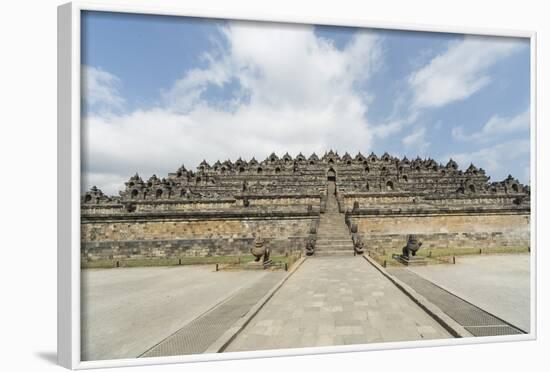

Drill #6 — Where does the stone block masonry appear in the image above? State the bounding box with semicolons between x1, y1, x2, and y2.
82;216;313;260
350;214;529;252
81;217;313;242
81;151;530;261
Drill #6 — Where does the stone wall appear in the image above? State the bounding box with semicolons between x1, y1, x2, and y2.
343;195;416;209
81;215;315;260
350;212;530;252
343;194;523;210
82;196;320;215
82;217;312;241
82;236;308;261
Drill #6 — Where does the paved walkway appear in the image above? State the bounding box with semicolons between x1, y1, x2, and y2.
81;266;278;361
226;257;450;352
407;254;530;332
141;270;285;357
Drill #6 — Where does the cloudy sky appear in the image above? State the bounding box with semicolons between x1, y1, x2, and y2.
81;11;531;196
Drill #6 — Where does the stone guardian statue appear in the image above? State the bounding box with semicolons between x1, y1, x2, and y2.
402;234;422;258
250;235;272;267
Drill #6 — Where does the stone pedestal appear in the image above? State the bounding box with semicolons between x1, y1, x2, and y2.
393;254;428;266
244;261;264;270
245;260;272;270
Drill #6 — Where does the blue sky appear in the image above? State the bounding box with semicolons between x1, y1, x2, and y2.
81;11;531;195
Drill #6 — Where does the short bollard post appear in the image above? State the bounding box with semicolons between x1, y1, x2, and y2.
479;248;482;254
116;261;119;268
453;256;456;264
285;263;288;271
383;260;387;268
215;263;219;272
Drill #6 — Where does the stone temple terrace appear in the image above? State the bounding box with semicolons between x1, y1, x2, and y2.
81;150;530;261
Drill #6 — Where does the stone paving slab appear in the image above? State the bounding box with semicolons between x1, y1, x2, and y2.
225;257;451;352
408;254;530;332
81;266;275;361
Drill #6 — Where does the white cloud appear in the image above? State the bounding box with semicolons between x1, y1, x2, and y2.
81;172;127;196
408;36;524;109
82;66;125;111
372;110;419;139
445;139;530;183
452;108;529;142
402;126;429;154
82;22;383;195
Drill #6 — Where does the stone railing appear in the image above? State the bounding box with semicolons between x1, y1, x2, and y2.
319;195;327;214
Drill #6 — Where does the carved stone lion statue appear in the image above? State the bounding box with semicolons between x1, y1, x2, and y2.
352;234;365;255
250;236;271;266
402;234;422;258
305;237;316;256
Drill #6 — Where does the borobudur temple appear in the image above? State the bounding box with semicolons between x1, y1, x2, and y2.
81;151;530;260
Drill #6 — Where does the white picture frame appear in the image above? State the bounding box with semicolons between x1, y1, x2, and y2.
57;1;537;369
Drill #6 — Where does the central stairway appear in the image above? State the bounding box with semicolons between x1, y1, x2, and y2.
314;180;355;256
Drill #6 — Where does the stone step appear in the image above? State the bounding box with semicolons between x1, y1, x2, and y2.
317;231;350;234
316;237;352;242
316;234;350;238
315;238;352;244
315;240;353;248
316;198;354;255
316;232;350;236
316;241;352;245
316;244;354;250
316;244;354;249
316;234;351;238
314;250;354;257
316;248;354;253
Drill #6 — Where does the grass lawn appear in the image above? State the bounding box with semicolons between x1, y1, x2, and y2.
368;246;529;267
82;254;301;270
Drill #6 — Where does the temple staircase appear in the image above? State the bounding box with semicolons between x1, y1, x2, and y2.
314;181;355;256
